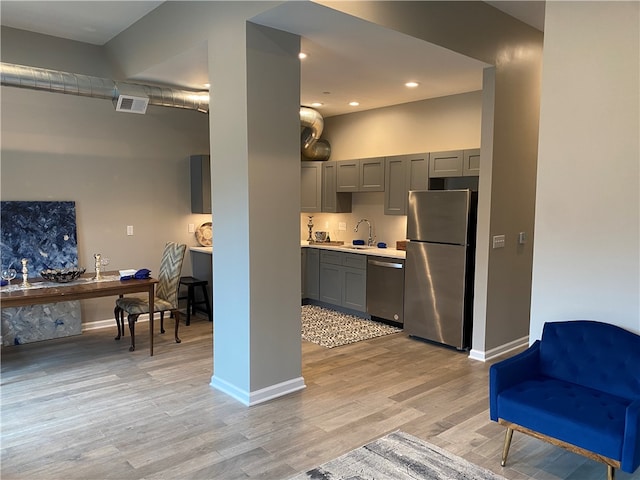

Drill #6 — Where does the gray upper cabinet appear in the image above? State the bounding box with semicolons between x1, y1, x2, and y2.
323;162;352;213
384;153;429;215
429;149;480;178
301;161;351;213
359;157;385;191
336;160;359;192
190;155;211;214
429;150;463;178
463;148;480;176
337;158;385;192
301;162;322;212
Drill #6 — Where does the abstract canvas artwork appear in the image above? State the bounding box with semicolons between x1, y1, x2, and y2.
1;201;82;345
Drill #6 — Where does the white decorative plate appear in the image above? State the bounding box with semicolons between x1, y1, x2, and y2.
195;222;213;247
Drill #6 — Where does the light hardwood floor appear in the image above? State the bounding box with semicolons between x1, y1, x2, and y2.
2;314;638;480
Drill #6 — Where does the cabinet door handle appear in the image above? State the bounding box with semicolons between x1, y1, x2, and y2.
368;259;403;269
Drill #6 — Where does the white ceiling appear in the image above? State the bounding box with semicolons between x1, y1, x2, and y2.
0;1;544;118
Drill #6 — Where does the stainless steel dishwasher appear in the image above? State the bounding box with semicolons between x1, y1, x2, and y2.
366;256;405;324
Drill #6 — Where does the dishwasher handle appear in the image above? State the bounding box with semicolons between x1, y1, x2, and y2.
368;259;404;269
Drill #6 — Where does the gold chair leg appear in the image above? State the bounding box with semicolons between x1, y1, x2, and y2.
607;465;615;480
501;427;514;467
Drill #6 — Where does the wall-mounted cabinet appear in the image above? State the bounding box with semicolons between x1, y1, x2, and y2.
336;157;385;192
300;161;351;213
322;162;352;213
301;162;322;212
463;148;480;176
190;155;211;214
384;153;429;215
429;149;480;178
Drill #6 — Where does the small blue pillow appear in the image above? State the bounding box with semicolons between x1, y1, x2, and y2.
121;269;151;281
134;269;151;279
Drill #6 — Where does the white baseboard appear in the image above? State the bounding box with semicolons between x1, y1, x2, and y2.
210;375;306;406
468;335;529;362
82;314;151;332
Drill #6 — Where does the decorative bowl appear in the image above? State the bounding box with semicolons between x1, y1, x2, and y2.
41;267;86;283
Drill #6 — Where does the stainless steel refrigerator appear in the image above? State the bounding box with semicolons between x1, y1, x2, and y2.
403;189;477;350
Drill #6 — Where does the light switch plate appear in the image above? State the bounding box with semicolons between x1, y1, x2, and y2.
127;225;134;236
492;234;505;248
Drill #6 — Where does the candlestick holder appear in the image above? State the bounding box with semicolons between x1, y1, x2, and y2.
94;253;102;281
307;216;314;242
20;258;31;287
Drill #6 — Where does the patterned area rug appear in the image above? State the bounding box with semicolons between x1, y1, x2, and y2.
301;305;401;348
289;430;507;480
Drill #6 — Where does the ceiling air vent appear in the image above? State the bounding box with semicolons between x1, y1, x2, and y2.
114;95;149;114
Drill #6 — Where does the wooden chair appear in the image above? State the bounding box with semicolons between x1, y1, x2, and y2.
114;242;186;351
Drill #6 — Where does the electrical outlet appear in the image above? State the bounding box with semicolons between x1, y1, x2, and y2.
127;225;134;236
188;223;195;233
338;222;347;231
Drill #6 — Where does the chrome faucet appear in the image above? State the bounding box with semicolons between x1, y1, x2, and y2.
354;219;375;246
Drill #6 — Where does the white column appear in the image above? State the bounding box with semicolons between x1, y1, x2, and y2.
208;20;305;405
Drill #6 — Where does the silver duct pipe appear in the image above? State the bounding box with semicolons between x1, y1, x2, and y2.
1;62;330;159
0;63;210;113
300;106;331;161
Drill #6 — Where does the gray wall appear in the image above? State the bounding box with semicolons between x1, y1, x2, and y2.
531;1;640;336
1;28;210;326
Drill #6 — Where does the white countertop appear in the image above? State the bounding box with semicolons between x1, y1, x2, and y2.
190;246;212;254
190;244;406;259
301;241;406;259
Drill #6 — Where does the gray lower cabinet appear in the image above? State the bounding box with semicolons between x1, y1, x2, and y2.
319;250;366;312
384;153;429;215
303;247;320;300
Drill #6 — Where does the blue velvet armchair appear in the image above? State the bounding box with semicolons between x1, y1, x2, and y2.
490;320;640;480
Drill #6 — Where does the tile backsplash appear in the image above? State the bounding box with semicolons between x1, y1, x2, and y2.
300;192;407;247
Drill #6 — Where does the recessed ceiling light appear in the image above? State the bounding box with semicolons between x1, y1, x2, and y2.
298;52;307;60
405;81;419;88
349;101;360;107
311;102;323;107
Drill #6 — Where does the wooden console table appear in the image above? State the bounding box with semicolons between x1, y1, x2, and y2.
0;272;158;356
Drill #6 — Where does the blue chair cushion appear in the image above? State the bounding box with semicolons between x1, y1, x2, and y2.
498;376;631;461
